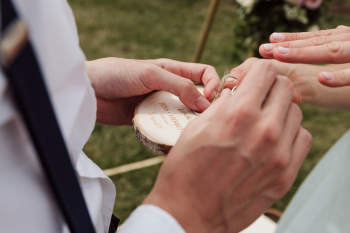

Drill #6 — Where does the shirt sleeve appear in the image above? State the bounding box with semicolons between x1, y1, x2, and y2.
118;204;185;233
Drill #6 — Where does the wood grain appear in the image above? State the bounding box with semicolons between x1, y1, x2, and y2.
133;85;204;154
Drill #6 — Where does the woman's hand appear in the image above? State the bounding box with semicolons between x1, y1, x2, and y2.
225;58;316;105
87;58;221;125
258;26;350;87
225;58;350;110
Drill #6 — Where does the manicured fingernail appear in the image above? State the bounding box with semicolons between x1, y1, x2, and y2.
263;44;274;51
195;96;210;111
227;77;236;82
278;46;290;54
272;33;285;41
323;72;334;80
210;90;217;100
338;25;347;28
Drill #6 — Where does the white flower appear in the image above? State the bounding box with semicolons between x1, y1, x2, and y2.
283;5;308;24
308;24;320;31
237;0;256;12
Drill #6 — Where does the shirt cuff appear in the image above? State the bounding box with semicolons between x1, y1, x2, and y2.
118;204;185;233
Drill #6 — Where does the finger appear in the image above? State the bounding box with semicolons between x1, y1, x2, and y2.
271;41;350;64
144;67;211;112
224;77;237;89
269;27;350;43
200;89;231;121
266;127;312;198
262;76;294;127
279;104;303;152
318;68;350;87
260;33;350;59
142;59;221;101
289;127;312;172
250;103;301;193
229;58;259;87
236;60;277;108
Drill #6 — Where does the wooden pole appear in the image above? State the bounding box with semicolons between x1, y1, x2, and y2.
103;156;166;177
191;0;220;63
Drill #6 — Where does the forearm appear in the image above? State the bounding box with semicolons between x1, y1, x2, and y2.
298;63;350;110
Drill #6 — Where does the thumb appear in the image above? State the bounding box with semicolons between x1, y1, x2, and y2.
144;66;211;112
318;68;350;87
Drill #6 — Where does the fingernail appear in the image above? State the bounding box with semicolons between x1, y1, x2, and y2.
263;44;274;51
210;90;217;100
272;33;285;41
323;72;334;80
338;25;347;28
195;96;210;112
227;77;236;82
278;46;290;54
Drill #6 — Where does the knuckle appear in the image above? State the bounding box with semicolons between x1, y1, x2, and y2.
327;42;342;61
281;42;290;48
271;154;289;171
182;79;195;92
143;63;157;76
311;36;327;46
315;29;332;36
261;123;280;143
257;60;276;73
229;103;255;125
297;47;305;56
338;70;347;83
291;33;299;41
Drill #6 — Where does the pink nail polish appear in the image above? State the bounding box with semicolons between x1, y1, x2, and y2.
227;77;236;82
278;46;289;54
272;33;285;41
263;44;274;51
323;72;334;80
195;96;210;112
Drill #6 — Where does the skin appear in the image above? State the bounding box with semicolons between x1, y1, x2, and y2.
144;60;312;233
258;26;350;88
87;58;311;232
225;58;350;111
86;57;221;125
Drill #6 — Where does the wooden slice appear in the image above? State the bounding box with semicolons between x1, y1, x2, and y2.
133;85;204;155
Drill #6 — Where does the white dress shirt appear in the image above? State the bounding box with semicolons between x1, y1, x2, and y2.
0;1;276;233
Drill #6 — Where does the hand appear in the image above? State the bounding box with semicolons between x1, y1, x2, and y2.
224;57;317;105
144;60;312;233
87;58;221;125
226;58;350;110
258;26;350;87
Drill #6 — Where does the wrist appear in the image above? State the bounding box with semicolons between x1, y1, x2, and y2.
288;64;318;105
144;184;222;233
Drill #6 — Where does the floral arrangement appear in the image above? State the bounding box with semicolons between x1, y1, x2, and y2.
233;0;331;62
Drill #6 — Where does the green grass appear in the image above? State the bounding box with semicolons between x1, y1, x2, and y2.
68;0;350;223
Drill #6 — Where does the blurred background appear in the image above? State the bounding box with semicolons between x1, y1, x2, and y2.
68;0;350;223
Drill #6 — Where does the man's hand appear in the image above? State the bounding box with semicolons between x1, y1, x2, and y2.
144;60;312;233
258;26;350;87
86;58;221;125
